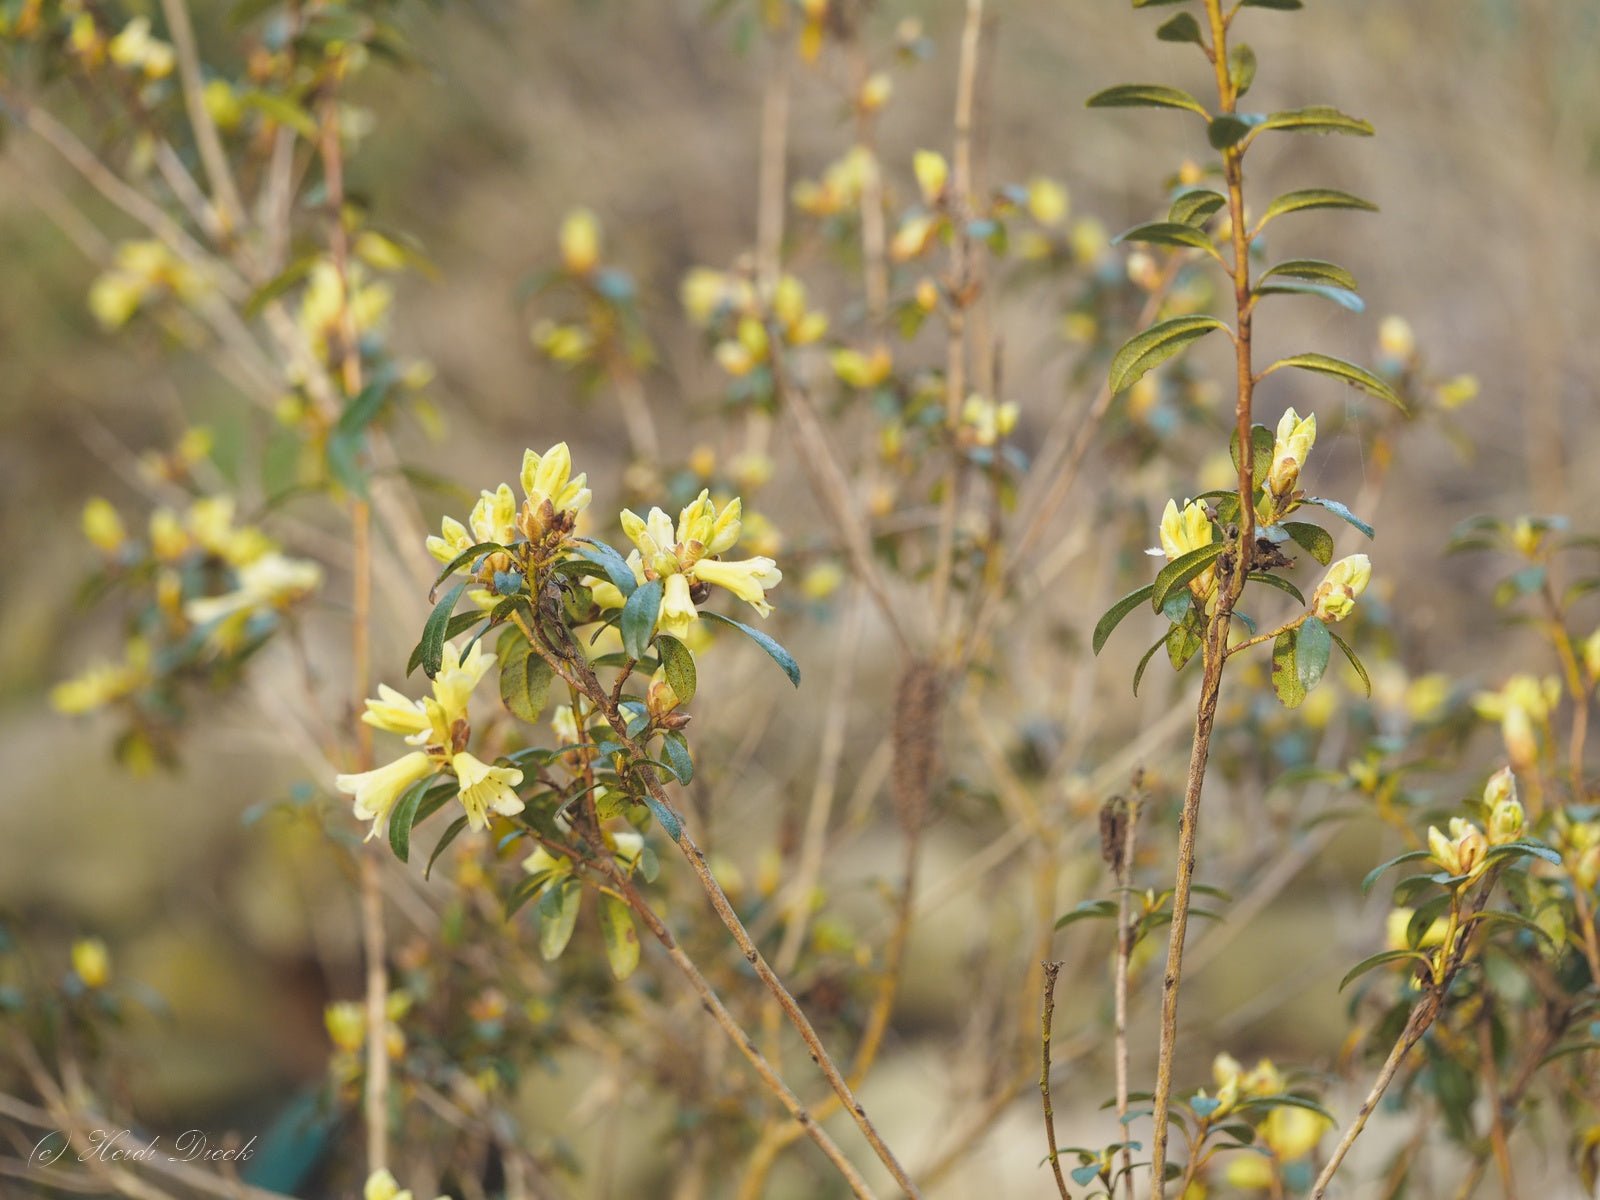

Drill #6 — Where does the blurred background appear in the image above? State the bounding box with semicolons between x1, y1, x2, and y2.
3;1;1599;1196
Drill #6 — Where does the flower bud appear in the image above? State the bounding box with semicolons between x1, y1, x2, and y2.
913;150;949;205
1266;406;1316;502
1428;817;1488;880
1311;554;1371;623
72;938;112;989
558;208;601;275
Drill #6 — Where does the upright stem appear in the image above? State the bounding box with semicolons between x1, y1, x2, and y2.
1114;794;1142;1200
321;87;390;1174
1148;7;1254;1195
1039;961;1072;1200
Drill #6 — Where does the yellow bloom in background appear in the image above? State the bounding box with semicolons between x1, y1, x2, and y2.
1483;767;1524;844
325;1001;365;1052
1378;314;1416;363
1583;627;1600;682
71;938;112;989
184;552;322;627
1311;554;1371;623
559;208;601;275
81;497;126;552
960;395;1019;447
1027;177;1069;226
1386;906;1448;951
336;751;435;840
857;71;892;112
1473;674;1560;770
832;345;893;389
108;17;174;79
913;150;949;204
890;213;938;262
451;751;525;830
51;639;149;715
1261;1105;1330;1161
1266;407;1316;503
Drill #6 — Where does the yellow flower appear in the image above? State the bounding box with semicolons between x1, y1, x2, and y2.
1027;177;1069;226
857;71;892;112
519;442;591;517
51;640;149;715
185;552;322;627
559;208;601;275
1261;1106;1330;1161
1266;407;1316;504
890;214;938;262
1386;906;1448;951
78;497;125;553
1427;817;1488;880
960;395;1018;447
1483;767;1524;844
109;18;174;79
452;752;525;831
1158;499;1218;601
832;345;893;389
72;938;112;989
1584;628;1600;682
1378;315;1415;363
336;751;436;840
603;491;783;636
913;150;949;205
1223;1154;1274;1191
1311;554;1371;623
1473;675;1560;770
325;1001;365;1052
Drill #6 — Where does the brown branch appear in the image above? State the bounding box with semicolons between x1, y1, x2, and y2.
1039;960;1072;1200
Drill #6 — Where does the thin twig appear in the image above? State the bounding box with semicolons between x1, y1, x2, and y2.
1039;960;1072;1200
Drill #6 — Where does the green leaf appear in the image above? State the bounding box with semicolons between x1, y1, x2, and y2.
1271;628;1306;708
1086;83;1209;118
600;895;641;981
1235;1095;1335;1124
1361;850;1430;895
1055;899;1119;929
1114;221;1221;258
700;611;802;687
429;541;504;600
415;581;468;678
656;634;697;703
1156;12;1204;43
1261;259;1359;291
1132;632;1167;696
662;730;694;785
1259;188;1378;230
1208;112;1265;149
1230;422;1276;483
1483;840;1564;867
1241;0;1303;9
1152;542;1226;612
1340;949;1432;992
425;815;470;880
1283;521;1335;565
498;627;555;724
1246;572;1304;603
1467;909;1555;945
1324;628;1371;697
1254;278;1365;313
575;538;639;597
1264;353;1405;412
1132;0;1190;6
1303;496;1375;539
1166;616;1203;671
387;774;443;863
1260;106;1375;136
1169;189;1227;227
620;579;663;660
239;89;319;139
1297;616;1332;693
1109;316;1228;395
1094;583;1157;654
538;881;581;960
1228;43;1257;97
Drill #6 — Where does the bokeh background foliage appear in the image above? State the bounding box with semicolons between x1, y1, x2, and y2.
3;1;1600;1197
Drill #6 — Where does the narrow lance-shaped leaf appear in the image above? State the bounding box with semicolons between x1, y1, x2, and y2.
1093;583;1156;655
1152;542;1226;613
1258;189;1378;235
1109;316;1228;395
1303;495;1376;539
388;774;443;864
700;610;802;687
1297;616;1333;693
1169;189;1227;227
599;895;641;981
1263;353;1405;412
1261;259;1359;291
1254;279;1364;313
538;881;581;960
1114;222;1222;259
1086;83;1209;118
620;578;663;660
413;581;468;678
1271;628;1307;709
1259;106;1375;137
655;634;697;703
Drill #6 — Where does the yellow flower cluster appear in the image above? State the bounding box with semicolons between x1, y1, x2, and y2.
336;640;523;837
683;270;826;379
1209;1054;1330;1189
298;258;392;362
1473;674;1561;770
89;239;208;330
1158;498;1217;602
108;17;174;79
792;146;876;218
589;490;782;639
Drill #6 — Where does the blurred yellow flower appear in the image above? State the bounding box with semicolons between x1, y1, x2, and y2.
72;938;112;989
559;208;601;275
1311;555;1371;623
